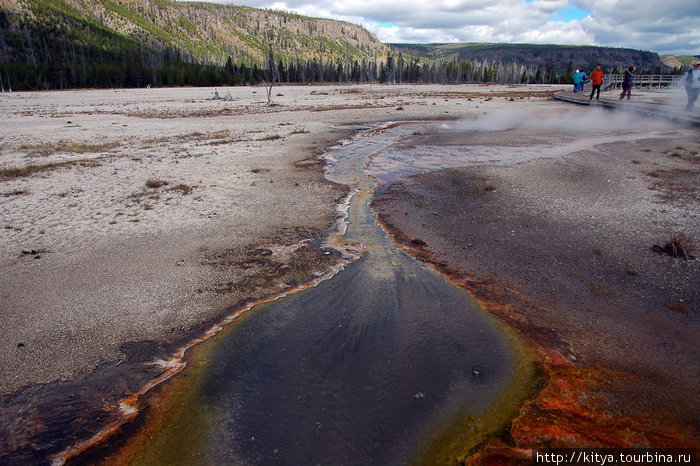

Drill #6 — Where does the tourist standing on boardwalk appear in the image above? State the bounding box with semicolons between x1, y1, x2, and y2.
589;65;604;100
619;66;635;100
579;70;587;92
573;69;582;92
680;63;700;110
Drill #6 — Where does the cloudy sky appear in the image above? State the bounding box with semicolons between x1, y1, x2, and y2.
190;0;699;56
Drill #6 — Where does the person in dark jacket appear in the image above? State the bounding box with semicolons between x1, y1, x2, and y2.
619;66;635;100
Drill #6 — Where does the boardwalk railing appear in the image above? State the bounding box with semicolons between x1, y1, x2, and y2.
599;74;683;91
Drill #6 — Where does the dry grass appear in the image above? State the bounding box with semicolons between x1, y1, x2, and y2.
666;300;690;314
170;184;192;195
663;145;700;164
1;159;101;180
210;130;229;139
472;183;497;194
18;142;119;157
445;169;497;195
652;232;696;260
206;138;242;146
589;282;608;296
145;179;168;189
643;169;664;178
644;167;699;204
589;281;619;297
2;189;29;197
144;131;232;146
1;163;41;178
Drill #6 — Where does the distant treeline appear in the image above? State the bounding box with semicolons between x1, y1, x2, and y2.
0;15;674;91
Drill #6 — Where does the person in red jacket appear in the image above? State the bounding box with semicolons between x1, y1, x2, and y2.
589;64;604;101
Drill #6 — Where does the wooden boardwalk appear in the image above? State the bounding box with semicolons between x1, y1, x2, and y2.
554;83;700;126
602;74;683;91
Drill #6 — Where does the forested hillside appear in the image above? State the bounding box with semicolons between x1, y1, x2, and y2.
0;0;689;91
0;0;388;90
390;43;673;76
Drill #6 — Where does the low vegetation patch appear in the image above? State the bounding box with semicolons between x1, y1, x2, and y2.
1;164;41;179
206;138;242;146
294;158;323;169
645;167;699;204
145;131;233;146
259;134;282;141
652;232;696;260
211;130;230;139
666;300;690;314
1;159;100;180
643;169;664;178
2;189;30;197
663;145;700;163
445;170;497;195
145;178;168;189
171;184;193;195
19;142;119;157
473;183;497;195
589;281;617;297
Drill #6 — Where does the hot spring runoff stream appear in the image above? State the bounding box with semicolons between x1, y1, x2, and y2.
116;122;540;465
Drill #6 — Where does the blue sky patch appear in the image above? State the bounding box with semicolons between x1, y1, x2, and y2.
551;5;591;22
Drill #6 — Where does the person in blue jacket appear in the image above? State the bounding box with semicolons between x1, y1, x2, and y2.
573;69;582;92
579;70;587;92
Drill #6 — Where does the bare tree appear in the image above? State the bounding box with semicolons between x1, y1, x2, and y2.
261;44;278;104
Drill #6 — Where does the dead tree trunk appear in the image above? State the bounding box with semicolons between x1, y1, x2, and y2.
262;44;278;104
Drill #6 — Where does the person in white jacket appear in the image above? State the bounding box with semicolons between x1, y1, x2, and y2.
680;63;700;111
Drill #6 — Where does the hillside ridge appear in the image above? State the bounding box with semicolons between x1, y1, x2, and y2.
0;0;692;91
0;0;388;65
389;42;674;75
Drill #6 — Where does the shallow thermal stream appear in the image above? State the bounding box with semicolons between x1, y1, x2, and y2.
122;122;536;465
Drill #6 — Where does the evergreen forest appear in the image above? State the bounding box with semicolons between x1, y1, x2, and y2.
0;0;683;92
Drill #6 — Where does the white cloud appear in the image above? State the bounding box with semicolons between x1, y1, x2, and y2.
191;0;700;55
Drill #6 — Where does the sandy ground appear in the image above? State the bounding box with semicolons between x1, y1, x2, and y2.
1;84;698;460
0;83;559;397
